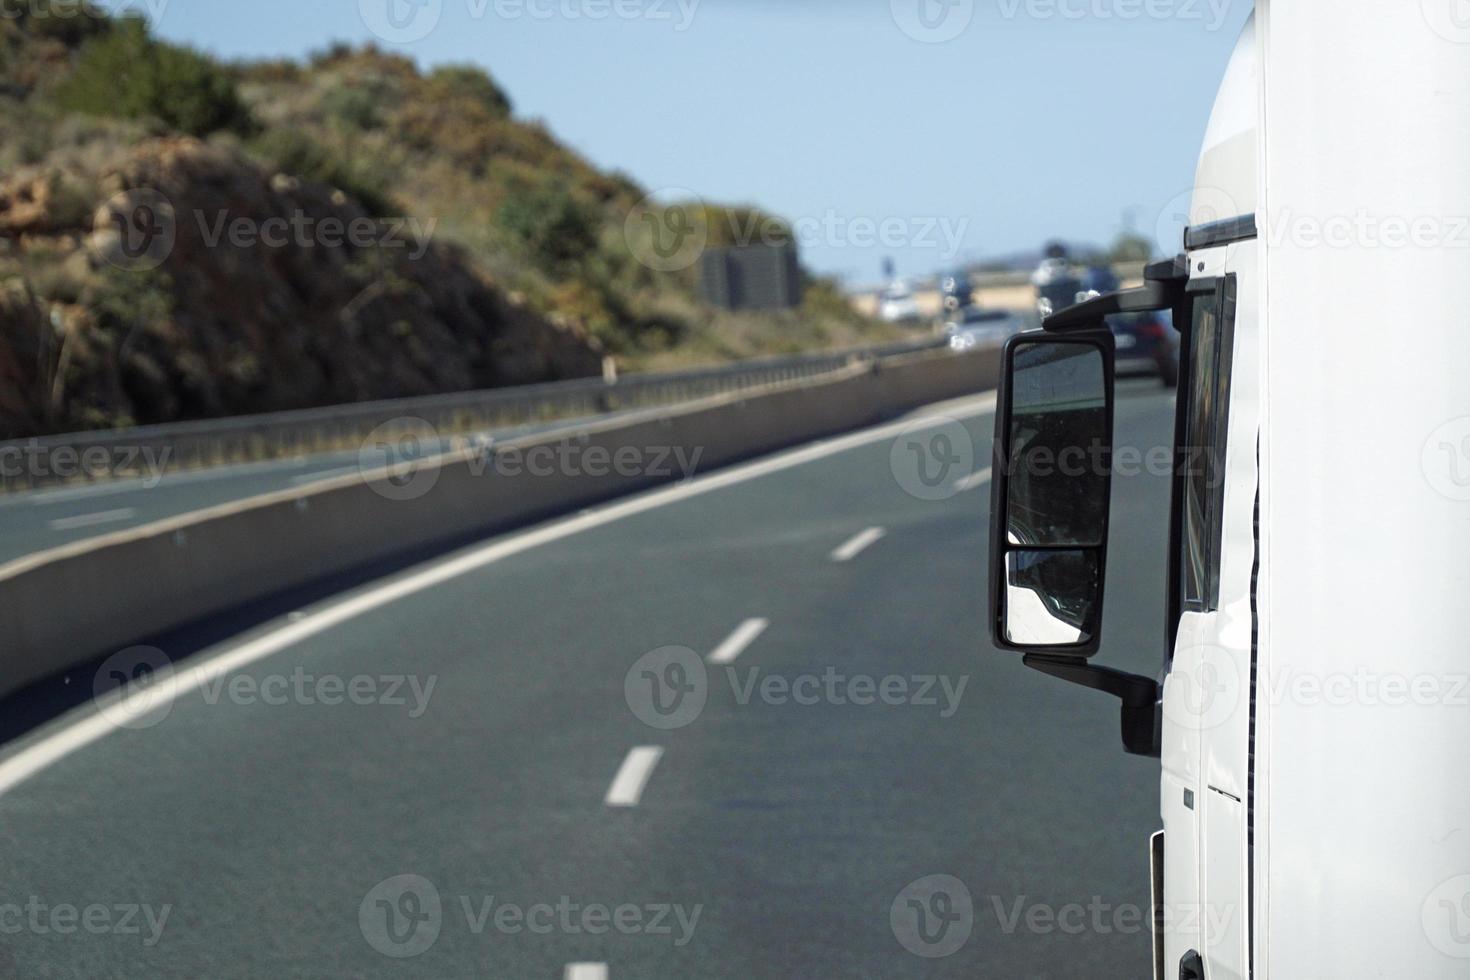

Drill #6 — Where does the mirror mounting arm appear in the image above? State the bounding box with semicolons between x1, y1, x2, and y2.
1022;655;1161;758
1042;254;1189;333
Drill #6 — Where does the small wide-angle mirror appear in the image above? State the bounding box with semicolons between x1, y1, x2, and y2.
1003;549;1100;646
991;333;1114;655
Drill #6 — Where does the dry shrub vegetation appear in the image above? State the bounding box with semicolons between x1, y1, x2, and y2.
0;6;896;436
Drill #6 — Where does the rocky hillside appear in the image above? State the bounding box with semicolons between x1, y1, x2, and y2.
0;8;891;438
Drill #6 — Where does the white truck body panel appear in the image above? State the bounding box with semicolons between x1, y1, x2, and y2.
1166;3;1470;975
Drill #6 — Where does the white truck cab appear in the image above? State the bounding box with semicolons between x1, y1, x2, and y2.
988;3;1470;977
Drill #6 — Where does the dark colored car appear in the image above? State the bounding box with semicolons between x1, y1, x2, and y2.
939;269;974;312
1107;311;1179;387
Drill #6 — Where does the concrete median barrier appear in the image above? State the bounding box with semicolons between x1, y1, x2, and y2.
0;347;1001;701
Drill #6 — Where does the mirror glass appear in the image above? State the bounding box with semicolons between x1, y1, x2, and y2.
1003;549;1100;646
1005;342;1109;547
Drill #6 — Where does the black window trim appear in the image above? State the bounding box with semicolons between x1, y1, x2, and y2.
1166;274;1237;656
1184;213;1258;251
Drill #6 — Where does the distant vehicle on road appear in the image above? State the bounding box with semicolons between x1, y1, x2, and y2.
939;269;974;312
1081;264;1120;296
1107;310;1179;387
944;308;1024;351
877;282;922;324
1031;257;1083;318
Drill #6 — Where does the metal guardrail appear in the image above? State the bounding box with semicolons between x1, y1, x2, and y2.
0;337;946;493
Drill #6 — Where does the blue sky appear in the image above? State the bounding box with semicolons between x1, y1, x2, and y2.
136;0;1251;283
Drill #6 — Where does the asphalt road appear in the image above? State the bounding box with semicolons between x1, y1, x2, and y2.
0;381;1175;978
0;414;617;566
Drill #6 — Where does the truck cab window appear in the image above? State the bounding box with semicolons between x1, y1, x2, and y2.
1180;278;1236;613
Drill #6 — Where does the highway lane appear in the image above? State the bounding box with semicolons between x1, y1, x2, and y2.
0;381;1174;978
0;413;622;566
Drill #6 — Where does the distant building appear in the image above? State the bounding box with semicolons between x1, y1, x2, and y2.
698;243;803;311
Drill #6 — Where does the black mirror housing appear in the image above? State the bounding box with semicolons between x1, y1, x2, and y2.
989;329;1116;657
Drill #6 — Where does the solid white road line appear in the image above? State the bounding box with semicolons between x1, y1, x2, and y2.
289;466;361;486
47;508;136;531
954;467;993;492
605;747;663;807
707;618;769;665
25;482;136;505
565;964;608;980
0;392;996;798
830;527;886;563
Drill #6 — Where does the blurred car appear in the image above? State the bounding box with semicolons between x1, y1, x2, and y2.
878;282;922;323
1108;311;1179;387
945;308;1025;351
1081;264;1120;296
939;269;974;312
1031;257;1083;318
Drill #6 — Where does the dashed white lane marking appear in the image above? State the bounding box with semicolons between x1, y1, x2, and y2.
605;747;664;807
565;964;608;980
0;392;996;798
47;508;136;531
954;467;993;492
707;618;769;665
830;527;886;562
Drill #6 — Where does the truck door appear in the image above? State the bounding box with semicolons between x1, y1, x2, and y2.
1160;234;1258;980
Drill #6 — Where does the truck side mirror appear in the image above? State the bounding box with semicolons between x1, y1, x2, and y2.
990;331;1115;657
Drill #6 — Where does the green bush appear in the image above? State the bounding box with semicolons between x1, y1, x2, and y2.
250;129;395;217
496;182;602;273
425;64;512;118
15;1;113;48
54;16;254;137
320;84;381;132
